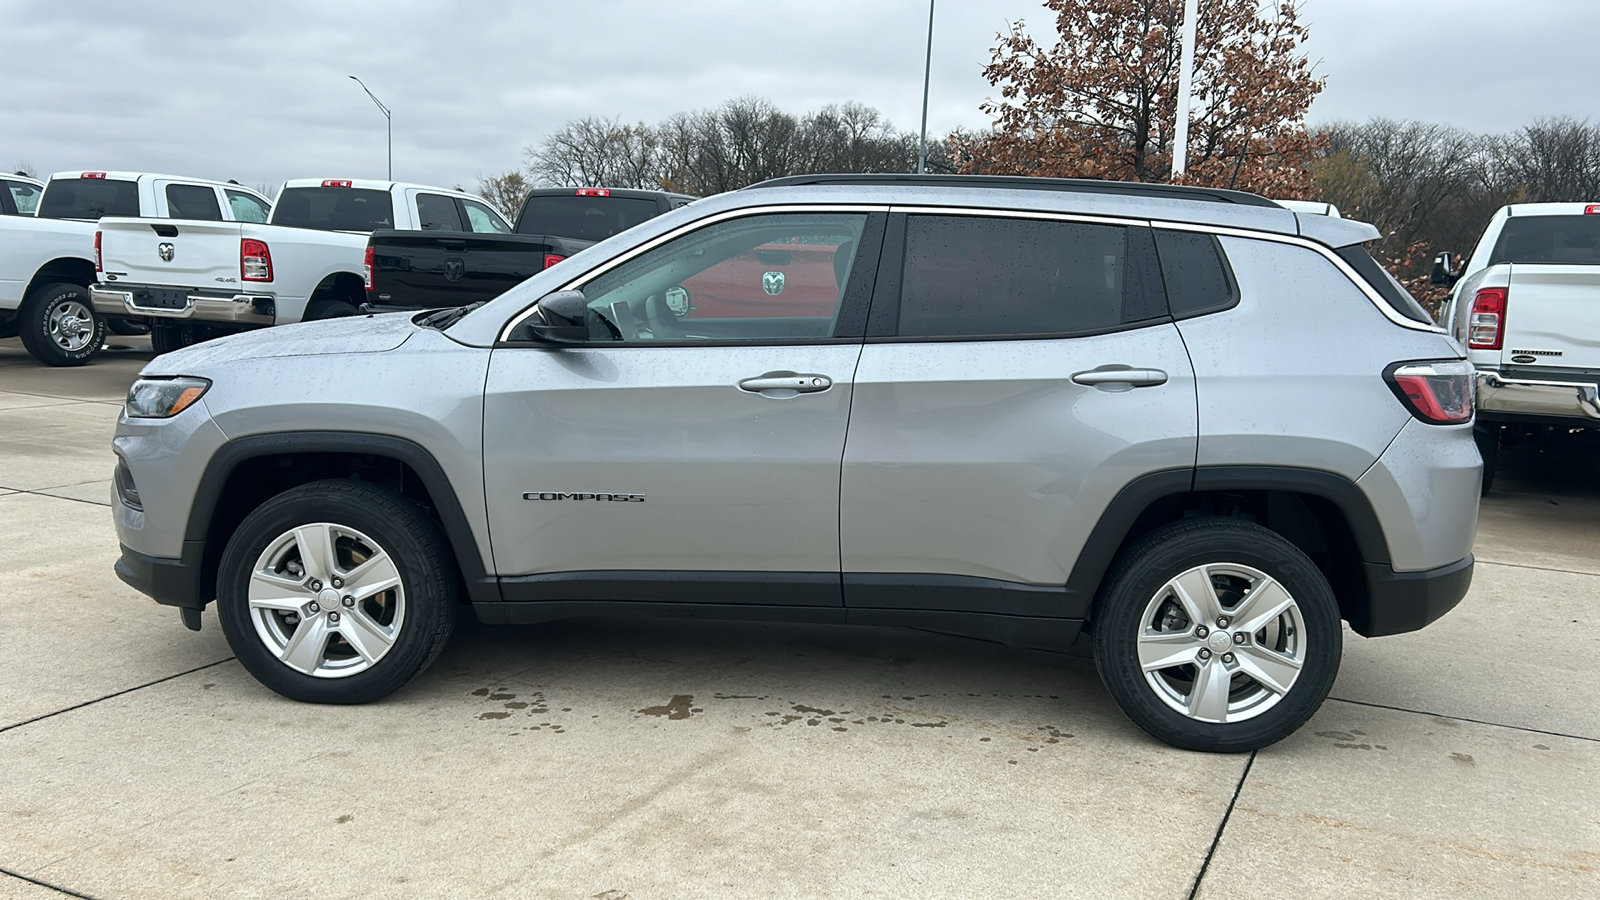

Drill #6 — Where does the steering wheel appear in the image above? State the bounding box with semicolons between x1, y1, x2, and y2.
643;293;683;340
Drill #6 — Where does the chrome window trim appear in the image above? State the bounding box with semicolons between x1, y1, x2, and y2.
886;204;1151;229
497;203;889;342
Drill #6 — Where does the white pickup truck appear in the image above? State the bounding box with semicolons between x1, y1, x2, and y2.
1;174;43;216
0;171;273;366
1436;202;1600;492
91;178;510;353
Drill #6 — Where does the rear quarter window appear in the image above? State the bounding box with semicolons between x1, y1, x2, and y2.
37;178;140;219
1334;245;1433;325
1153;230;1237;318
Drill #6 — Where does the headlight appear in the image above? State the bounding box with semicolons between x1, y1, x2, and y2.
126;377;211;419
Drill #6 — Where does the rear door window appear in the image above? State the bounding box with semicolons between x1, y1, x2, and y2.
416;193;465;231
225;189;271;223
462;198;512;233
270;187;395;231
164;183;224;221
37;178;140;219
5;180;41;215
891;215;1128;338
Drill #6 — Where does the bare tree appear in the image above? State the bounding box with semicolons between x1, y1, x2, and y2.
1489;117;1600;203
527;116;661;188
476;170;534;217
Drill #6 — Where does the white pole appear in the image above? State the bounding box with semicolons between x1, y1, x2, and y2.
917;0;935;174
1172;0;1199;179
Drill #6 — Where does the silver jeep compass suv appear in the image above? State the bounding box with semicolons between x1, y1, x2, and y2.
110;175;1480;752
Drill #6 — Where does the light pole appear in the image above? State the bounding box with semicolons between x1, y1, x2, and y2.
1171;0;1199;179
917;0;935;174
348;75;392;180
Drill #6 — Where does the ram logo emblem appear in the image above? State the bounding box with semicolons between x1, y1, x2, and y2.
158;242;175;262
443;257;465;282
762;271;785;295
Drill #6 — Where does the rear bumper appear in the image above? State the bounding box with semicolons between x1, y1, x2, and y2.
1350;555;1473;637
91;284;275;325
114;541;209;610
1477;371;1600;423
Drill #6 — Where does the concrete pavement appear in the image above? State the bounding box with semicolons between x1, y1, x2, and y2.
0;335;1596;898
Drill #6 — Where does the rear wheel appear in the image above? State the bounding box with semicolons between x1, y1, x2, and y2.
305;297;359;321
1093;518;1342;753
150;322;201;355
216;480;459;703
18;283;104;366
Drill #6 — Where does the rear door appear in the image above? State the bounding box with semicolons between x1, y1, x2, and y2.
839;211;1197;616
482;208;886;604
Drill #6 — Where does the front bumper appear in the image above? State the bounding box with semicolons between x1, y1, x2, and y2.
1477;371;1600;423
92;284;274;325
115;541;209;610
1350;555;1473;637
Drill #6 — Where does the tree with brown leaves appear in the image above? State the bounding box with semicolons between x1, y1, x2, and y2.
967;0;1324;196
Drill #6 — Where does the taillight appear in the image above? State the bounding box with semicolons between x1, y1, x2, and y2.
1467;287;1506;350
94;230;103;272
241;239;273;282
81;172;106;179
1585;204;1600;215
575;188;610;197
542;254;566;269
1386;360;1474;425
363;245;375;290
322;179;353;188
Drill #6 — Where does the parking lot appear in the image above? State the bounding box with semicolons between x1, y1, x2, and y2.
0;335;1595;899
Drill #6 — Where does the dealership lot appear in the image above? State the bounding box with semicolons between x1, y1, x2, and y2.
0;336;1595;899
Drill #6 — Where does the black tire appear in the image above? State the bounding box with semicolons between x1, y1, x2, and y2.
1093;517;1343;753
150;322;199;355
17;282;104;366
106;317;151;336
1474;424;1500;496
305;297;359;320
216;480;459;704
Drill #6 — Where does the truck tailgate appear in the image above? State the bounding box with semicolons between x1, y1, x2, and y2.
1503;264;1600;371
99;218;244;291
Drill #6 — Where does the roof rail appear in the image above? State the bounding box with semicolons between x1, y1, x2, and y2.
743;173;1282;208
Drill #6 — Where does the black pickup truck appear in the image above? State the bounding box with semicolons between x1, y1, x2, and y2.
364;187;695;311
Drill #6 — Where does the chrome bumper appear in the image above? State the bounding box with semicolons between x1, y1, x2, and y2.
1477;371;1600;421
91;285;274;325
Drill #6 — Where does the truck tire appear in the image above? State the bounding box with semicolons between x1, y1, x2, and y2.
305;298;358;320
18;282;104;366
1093;517;1342;753
1474;425;1500;496
150;323;200;355
215;480;459;704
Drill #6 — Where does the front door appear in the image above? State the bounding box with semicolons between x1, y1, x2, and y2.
483;209;886;606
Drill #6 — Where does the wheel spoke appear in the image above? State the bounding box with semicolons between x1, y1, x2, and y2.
1186;659;1233;723
293;524;337;583
1230;577;1295;635
343;550;401;600
1138;630;1202;672
279;616;331;673
337;608;396;663
248;570;312;611
1170;566;1223;625
1232;643;1303;696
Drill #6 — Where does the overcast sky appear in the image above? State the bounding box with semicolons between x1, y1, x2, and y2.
4;0;1598;195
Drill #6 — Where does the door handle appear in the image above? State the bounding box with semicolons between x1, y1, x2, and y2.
738;371;833;394
1071;366;1169;388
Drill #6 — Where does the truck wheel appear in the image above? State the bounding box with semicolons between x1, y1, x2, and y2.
305;298;358;320
1093;517;1342;753
18;283;104;366
215;480;459;704
1474;425;1500;496
150;323;199;355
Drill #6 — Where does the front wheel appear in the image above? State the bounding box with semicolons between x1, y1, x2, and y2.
1093;518;1342;752
216;480;459;703
18;282;104;366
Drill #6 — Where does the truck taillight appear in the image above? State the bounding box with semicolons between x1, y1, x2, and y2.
575;188;610;197
241;239;273;282
1386;360;1474;425
81;172;106;179
322;179;353;188
1468;287;1507;349
363;245;375;290
542;254;566;270
1585;204;1600;215
94;230;102;272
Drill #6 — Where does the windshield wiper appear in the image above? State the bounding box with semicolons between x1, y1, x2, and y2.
418;301;484;330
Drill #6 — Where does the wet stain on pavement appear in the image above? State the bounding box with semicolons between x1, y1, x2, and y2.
639;694;699;720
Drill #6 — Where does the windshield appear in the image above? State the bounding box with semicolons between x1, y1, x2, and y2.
271;187;395;231
517;195;659;240
37;178;140;219
1489;215;1600;266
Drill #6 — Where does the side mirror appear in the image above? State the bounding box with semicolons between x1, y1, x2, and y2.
1429;252;1457;287
528;289;590;343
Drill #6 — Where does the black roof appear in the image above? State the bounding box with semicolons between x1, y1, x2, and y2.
744;173;1280;208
